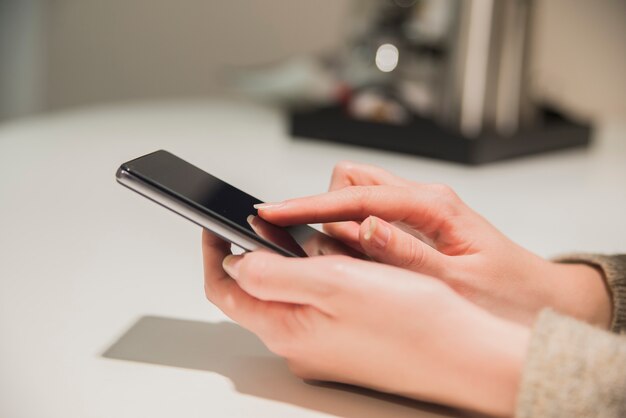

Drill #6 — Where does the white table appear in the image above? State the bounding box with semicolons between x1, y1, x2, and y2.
1;100;624;418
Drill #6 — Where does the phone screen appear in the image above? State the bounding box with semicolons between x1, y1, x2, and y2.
121;150;348;257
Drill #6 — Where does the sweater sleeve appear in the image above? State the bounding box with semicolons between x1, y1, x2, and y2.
515;309;626;418
553;254;626;334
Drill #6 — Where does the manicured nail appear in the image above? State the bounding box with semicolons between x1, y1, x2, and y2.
364;217;389;248
253;202;284;210
222;255;243;278
246;214;256;226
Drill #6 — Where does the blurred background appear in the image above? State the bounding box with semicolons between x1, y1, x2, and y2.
1;4;625;417
1;0;624;126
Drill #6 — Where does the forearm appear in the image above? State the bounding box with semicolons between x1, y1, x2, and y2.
413;253;626;416
458;315;530;417
553;254;626;333
546;261;613;329
402;307;530;417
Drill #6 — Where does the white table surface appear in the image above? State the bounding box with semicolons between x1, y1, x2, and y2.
1;100;624;418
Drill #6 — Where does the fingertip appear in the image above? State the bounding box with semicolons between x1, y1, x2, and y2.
222;254;243;278
254;202;285;211
255;202;290;223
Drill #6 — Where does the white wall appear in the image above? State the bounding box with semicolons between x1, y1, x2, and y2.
2;0;624;123
44;0;352;109
531;0;626;122
0;0;45;120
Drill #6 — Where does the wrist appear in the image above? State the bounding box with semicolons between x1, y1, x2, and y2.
464;314;530;417
546;262;612;329
421;305;529;417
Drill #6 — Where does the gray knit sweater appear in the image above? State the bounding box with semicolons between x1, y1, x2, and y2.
516;255;626;417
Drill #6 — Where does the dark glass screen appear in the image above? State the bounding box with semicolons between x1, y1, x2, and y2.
121;150;345;257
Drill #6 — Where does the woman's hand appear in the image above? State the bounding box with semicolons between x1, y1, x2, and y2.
255;162;612;328
202;230;529;417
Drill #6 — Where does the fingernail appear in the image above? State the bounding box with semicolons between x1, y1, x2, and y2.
246;214;256;226
253;202;284;210
222;255;243;278
364;217;389;249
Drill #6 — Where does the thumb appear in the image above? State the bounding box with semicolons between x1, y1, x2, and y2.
359;216;449;278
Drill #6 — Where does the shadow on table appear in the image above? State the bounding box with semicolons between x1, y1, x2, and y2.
102;316;473;418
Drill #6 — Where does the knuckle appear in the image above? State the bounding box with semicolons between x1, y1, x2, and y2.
333;160;354;177
428;183;458;199
387;184;412;199
331;161;356;188
345;186;372;216
401;239;427;270
425;183;462;213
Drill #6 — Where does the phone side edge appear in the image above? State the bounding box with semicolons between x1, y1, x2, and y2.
116;167;294;256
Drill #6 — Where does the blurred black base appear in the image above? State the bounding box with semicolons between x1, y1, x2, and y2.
289;106;591;165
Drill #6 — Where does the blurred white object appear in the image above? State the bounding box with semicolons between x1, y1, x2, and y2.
375;43;399;72
349;90;409;124
399;80;435;116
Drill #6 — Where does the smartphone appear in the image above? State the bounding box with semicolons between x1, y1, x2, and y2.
116;150;348;257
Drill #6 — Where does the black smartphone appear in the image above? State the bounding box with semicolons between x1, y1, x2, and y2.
116;150;349;257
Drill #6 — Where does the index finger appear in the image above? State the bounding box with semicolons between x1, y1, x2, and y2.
256;185;455;230
327;162;408;248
